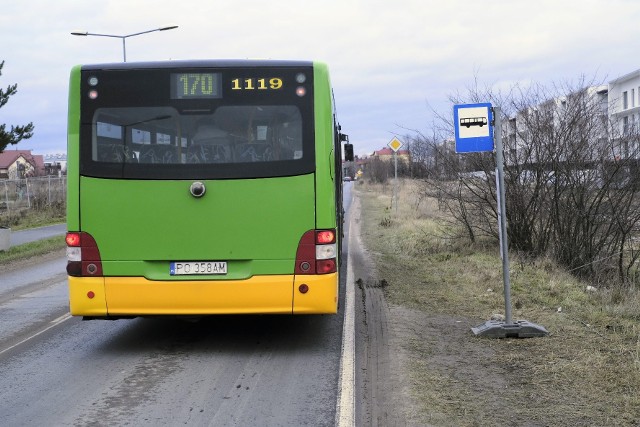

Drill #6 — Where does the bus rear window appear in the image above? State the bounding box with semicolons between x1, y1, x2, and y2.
83;105;311;179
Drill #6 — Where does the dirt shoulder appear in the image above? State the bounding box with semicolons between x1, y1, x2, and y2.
352;182;640;426
350;195;402;426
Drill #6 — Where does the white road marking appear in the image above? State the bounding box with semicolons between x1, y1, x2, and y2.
336;199;357;427
0;313;72;356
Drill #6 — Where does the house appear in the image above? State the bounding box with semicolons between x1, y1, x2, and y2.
371;147;411;162
43;153;67;176
0;150;45;179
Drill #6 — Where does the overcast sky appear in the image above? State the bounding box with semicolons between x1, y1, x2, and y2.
2;0;640;156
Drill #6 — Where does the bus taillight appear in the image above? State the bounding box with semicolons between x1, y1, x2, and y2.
66;232;103;277
66;233;81;247
315;230;335;244
295;229;337;275
316;259;337;274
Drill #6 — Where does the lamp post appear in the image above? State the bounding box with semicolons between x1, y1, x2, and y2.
71;25;178;62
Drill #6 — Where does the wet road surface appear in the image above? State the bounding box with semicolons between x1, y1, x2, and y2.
9;223;66;247
0;184;354;426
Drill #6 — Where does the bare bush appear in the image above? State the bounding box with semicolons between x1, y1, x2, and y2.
413;77;640;286
365;157;393;183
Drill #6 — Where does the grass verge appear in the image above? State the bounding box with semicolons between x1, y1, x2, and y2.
0;207;65;230
357;179;640;426
0;236;66;269
0;206;66;269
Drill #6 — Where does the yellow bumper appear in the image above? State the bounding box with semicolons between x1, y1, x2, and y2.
68;273;338;316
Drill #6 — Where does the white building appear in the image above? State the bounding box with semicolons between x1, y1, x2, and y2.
504;84;609;166
43;153;67;175
609;69;640;158
609;69;640;132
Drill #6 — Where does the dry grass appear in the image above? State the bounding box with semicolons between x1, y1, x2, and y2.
0;206;65;230
356;179;640;426
0;208;66;268
0;236;66;269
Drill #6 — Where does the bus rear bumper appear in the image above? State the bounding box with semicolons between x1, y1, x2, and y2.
68;273;338;317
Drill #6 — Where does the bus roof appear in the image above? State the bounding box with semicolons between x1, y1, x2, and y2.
79;59;317;71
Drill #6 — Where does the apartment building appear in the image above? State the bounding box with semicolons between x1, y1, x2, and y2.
609;69;640;158
503;84;609;166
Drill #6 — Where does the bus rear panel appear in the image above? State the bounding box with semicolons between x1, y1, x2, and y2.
66;60;341;318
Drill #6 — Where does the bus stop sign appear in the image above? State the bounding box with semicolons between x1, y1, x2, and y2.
454;103;494;153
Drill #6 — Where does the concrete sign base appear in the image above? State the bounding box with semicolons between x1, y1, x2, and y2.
471;320;549;338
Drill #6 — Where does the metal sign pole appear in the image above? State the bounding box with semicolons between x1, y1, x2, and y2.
467;106;548;338
387;137;403;212
493;108;513;325
393;151;398;212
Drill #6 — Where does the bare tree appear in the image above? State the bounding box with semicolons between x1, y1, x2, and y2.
416;76;640;286
365;156;393;183
0;61;34;152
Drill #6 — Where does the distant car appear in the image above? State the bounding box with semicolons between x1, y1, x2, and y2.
343;176;352;182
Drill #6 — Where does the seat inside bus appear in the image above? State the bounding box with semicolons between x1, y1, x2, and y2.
138;144;179;164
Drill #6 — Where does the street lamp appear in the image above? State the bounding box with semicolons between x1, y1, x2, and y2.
71;25;178;62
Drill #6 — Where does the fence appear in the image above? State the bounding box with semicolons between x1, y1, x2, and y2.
0;176;66;212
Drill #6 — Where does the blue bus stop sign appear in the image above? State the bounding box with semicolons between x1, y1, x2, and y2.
454;103;494;153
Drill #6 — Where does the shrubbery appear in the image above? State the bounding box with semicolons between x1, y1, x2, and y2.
375;77;640;287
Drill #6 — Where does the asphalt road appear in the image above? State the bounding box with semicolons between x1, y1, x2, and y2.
9;223;66;247
0;183;355;426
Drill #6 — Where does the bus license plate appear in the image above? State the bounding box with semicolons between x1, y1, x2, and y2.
170;261;227;276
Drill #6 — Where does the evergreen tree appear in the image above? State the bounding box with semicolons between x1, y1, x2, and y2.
0;60;34;153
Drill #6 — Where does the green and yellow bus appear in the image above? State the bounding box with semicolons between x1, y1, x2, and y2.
66;60;352;319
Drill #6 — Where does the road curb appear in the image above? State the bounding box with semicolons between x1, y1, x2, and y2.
336;194;357;427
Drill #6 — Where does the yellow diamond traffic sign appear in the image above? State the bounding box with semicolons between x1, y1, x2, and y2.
388;137;403;152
